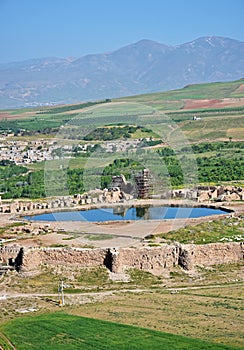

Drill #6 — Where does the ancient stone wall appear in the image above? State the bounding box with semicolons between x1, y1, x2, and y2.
178;242;244;270
111;245;180;274
171;185;244;201
0;246;21;264
0;189;133;214
21;247;108;272
111;242;243;274
1;243;243;274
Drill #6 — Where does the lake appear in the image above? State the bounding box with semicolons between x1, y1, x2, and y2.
25;205;229;222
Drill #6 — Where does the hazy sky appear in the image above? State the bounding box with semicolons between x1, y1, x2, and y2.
0;0;243;63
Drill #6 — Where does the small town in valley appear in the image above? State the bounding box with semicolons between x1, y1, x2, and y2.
0;2;243;349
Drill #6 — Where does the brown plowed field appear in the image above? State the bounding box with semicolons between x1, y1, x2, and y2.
183;97;244;110
234;83;244;93
0;111;36;120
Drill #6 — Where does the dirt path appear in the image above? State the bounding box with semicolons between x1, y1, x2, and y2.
2;282;242;300
1;288;147;300
0;332;17;350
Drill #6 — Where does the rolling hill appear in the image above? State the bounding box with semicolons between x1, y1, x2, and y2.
0;79;243;144
0;36;243;109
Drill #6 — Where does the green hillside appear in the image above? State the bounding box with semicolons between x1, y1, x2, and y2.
114;78;244;106
0;79;243;150
0;312;238;350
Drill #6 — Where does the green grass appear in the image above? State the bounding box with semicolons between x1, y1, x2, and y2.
37;100;110;115
84;234;115;241
0;312;238;350
128;268;162;286
158;217;244;244
178;115;244;142
76;267;109;285
115;79;244;105
0;102;156;137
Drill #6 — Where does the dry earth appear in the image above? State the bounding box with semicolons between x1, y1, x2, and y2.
183;97;244;110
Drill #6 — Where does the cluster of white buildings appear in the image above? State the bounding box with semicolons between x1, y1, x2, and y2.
103;139;141;153
0;140;57;165
0;137;149;166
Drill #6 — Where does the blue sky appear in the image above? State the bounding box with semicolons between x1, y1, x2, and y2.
0;0;243;63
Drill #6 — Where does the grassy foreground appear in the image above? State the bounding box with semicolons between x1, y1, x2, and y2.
0;312;238;350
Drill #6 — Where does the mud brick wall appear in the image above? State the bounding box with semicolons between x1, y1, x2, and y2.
1;243;243;274
111;245;180;274
178;242;244;270
0;246;21;264
22;247;108;271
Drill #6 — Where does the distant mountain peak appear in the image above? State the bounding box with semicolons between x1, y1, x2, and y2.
0;36;243;109
184;35;242;48
133;39;166;46
113;38;170;52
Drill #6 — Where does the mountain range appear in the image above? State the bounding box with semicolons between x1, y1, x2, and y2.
0;36;243;109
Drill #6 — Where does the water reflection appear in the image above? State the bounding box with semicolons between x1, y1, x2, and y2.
25;205;229;222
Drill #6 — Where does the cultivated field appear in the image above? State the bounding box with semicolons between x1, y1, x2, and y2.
0;311;240;350
0;79;243;143
0;263;243;349
0;79;244;349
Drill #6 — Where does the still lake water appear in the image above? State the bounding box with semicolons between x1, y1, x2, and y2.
25;205;229;222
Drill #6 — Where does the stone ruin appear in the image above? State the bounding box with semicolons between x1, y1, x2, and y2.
135;169;151;199
171;185;244;202
0;242;243;276
0;171;139;215
0;245;24;273
197;185;244;202
110;174;134;194
0;179;243;215
0;188;133;214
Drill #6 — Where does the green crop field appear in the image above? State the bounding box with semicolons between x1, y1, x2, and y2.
0;79;243;198
1;79;243;143
0;312;238;350
115;78;244;104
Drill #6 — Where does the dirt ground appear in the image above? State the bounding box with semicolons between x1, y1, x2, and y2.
183;97;244;110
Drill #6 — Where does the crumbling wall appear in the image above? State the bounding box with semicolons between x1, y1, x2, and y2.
110;242;243;273
179;242;244;270
171;185;244;201
1;243;243;274
0;245;21;264
21;247;108;272
113;245;180;274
